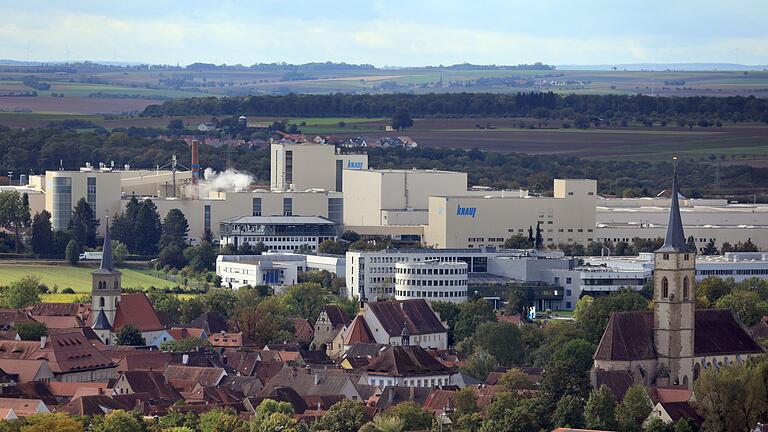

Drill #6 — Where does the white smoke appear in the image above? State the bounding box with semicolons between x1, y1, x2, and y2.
202;168;253;192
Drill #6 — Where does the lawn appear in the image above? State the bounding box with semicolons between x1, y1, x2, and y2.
41;292;200;303
0;264;178;292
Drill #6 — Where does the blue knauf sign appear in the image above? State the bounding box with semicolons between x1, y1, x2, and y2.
347;161;363;169
456;204;477;218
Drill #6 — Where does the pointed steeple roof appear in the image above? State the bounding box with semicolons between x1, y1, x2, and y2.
100;217;113;270
92;308;112;330
656;164;691;253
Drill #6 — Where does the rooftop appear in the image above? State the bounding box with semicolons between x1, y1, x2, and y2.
221;216;336;225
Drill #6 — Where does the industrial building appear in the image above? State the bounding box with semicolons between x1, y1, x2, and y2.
271;141;368;192
216;253;346;291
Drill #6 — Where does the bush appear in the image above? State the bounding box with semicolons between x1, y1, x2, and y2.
62;288;75;294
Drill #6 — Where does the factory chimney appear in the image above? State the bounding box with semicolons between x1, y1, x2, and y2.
191;140;200;199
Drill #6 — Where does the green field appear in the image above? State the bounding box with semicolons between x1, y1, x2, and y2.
0;264;178;292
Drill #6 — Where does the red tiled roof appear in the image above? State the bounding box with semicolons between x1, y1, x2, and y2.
0;359;47;383
208;332;255;348
364;346;451;377
31;315;84;329
293;319;314;341
167;327;206;340
367;300;447;337
119;371;182;401
164;365;226;387
344;316;374;344
0;398;48;417
322;305;351;328
112;293;164;332
46;381;109;398
0;332;114;374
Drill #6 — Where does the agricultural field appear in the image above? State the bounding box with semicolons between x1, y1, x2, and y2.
0;263;178;292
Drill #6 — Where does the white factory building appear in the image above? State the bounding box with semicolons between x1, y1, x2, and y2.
216;253;346;291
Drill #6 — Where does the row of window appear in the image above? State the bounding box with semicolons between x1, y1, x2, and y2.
369;377;448;388
396;289;467;299
396;278;466;287
661;276;690;300
239;236;320;243
698;269;768;275
395;267;467;275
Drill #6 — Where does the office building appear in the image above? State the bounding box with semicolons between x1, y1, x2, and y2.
394;260;469;303
219;216;339;253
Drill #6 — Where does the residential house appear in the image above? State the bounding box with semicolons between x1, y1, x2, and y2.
313;305;351;349
0;360;53;383
112;371;182;402
0;398;49;419
360;345;455;388
361;299;449;350
647;401;704;429
262;368;363;401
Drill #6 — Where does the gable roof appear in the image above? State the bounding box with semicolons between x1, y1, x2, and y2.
0;398;49;417
657;401;704;426
112;293;164;332
363;346;452;377
208;332;255;348
322;305;351;328
367;300;447;337
594;369;635;400
293;318;314;341
0;359;50;383
264;368;360;398
595;309;764;362
751;317;768;340
0;332;115;373
164;365;226;387
60;394;136;417
189;311;228;334
344;316;374;344
119;371;182;401
375;386;432;411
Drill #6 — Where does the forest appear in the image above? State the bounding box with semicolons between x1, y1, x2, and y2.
1;126;767;197
141;92;768;122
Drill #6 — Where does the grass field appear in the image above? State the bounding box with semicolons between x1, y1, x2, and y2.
41;292;199;303
0;264;178;292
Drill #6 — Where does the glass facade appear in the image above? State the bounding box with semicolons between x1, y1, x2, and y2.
86;177;97;211
252;197;262;216
328;197;343;224
52;177;72;230
285;150;293;184
335;159;343;192
204;205;211;232
283;197;293;216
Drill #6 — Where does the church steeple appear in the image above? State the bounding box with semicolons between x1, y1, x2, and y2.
657;162;690;253
100;217;114;270
92;216;122;339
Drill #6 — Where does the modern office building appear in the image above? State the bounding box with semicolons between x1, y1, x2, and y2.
216;254;302;291
271;141;367;192
43;168;122;233
394;260;469;303
219;215;339;253
424;179;598;248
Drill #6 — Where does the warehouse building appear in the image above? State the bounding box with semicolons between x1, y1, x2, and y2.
271;141;368;192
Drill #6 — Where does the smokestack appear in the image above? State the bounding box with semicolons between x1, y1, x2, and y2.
191;140;200;199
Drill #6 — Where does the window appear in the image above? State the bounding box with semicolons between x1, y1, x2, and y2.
283;197;293;216
86;177;96;211
51;176;72;230
335;159;343;191
204;205;211;232
285;150;293;184
99;297;104;308
252;197;262;216
663;253;670;260
683;277;689;300
328;198;343;224
662;277;669;298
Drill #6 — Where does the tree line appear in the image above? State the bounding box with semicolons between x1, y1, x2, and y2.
141;92;768;122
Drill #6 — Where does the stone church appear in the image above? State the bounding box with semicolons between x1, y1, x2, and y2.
591;168;764;391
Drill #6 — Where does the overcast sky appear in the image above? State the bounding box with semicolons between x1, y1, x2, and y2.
1;0;766;66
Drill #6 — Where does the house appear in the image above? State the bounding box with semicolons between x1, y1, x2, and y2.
374;386;433;411
647;401;704;428
112;371;182;401
189;311;229;334
591;170;764;390
198;123;217;132
262;368;363;400
360;345;454;388
59;394;137;417
360;299;449;349
0;360;53;383
293;318;314;345
313;305;351;349
208;331;256;350
0;333;115;382
164;365;227;389
167;327;208;341
0;397;49;419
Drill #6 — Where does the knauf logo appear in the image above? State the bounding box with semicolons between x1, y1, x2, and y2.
347;161;363;169
456;204;477;218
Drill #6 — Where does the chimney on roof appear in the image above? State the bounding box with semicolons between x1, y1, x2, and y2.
39;336;47;349
182;354;189;365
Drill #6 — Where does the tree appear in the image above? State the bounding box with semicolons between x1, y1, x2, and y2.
643;417;669;432
387;402;432;431
133;200;162;255
158;243;188;269
115;324;144;346
340;230;359;242
694;359;768;432
459;349;497;381
714;290;768;326
2;276;42;308
430;301;461;345
13;321;48;341
553;394;585;428
111;197;140;252
69;198;99;248
161;336;210;352
616;384;654;432
148;289;183;324
541;338;596;401
527;226;534;245
454;300;497;342
89;410;147;432
452;387;479;418
535;222;543;249
0;190;28;253
696;276;734;307
184;241;216;272
471;321;525;366
233;296;293;347
30;211;54;255
574;289;649;343
359;415;403;432
168;119;185;129
250;400;302;432
701;239;719;255
686;235;697;253
391;109;413;131
198;408;245;432
584;385;617;430
504;234;533;249
161;209;190;249
283;282;329;323
111;240;128;265
496;368;536;391
21;413;84;432
312;399;367;432
64;239;80;266
318;240;348;255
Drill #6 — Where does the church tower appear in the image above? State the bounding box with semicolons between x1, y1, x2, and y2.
91;217;122;333
653;164;696;389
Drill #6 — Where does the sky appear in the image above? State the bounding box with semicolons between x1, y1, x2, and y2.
1;0;766;67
